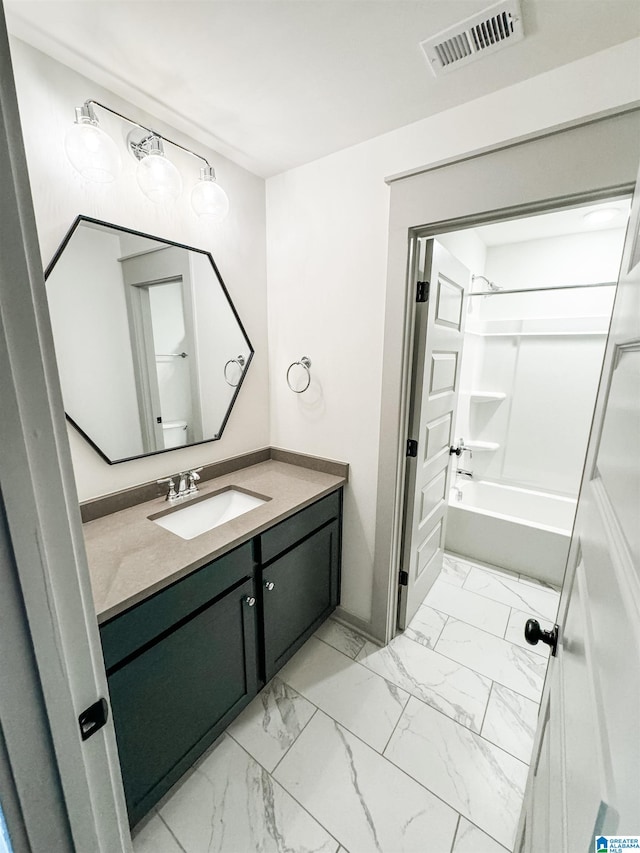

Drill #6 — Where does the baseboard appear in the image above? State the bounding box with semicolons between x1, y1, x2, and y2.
331;606;383;646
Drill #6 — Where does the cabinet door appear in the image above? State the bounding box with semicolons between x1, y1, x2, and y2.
263;519;340;681
108;578;258;826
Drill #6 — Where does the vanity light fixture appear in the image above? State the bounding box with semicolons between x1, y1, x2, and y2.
64;102;122;183
65;100;230;221
191;165;230;222
129;132;183;203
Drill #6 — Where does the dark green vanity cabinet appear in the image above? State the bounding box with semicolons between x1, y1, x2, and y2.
260;489;342;680
99;487;342;827
100;542;258;827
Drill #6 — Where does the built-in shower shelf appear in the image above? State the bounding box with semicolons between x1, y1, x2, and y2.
465;441;500;451
470;392;506;403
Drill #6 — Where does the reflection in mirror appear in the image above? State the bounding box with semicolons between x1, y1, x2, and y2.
45;217;253;463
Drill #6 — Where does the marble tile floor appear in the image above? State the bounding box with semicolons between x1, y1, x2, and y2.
132;553;560;853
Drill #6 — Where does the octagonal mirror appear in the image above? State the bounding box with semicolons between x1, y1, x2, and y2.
45;216;253;464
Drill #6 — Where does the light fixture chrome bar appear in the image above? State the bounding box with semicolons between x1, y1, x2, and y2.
468;281;617;296
83;99;213;170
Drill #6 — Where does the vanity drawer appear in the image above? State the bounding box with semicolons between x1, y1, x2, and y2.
259;489;341;564
100;540;254;670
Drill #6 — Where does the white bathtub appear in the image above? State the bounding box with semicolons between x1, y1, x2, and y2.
445;480;575;586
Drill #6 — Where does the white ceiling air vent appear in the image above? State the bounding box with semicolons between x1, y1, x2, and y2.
420;0;524;77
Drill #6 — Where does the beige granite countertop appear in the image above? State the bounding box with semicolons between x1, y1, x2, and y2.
83;459;346;624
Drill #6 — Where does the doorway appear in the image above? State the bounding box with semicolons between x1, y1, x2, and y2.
369;108;640;853
444;197;630;574
371;109;640;646
397;194;631;630
121;244;204;454
127;276;196;452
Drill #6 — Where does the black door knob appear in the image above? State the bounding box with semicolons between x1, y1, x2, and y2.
524;619;559;657
449;445;463;456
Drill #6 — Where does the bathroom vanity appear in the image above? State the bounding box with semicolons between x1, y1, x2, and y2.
82;452;346;826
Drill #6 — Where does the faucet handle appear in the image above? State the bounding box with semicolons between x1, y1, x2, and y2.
157;477;177;501
187;468;202;494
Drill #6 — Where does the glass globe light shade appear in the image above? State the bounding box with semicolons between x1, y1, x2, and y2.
64;119;122;183
191;169;229;223
136;152;183;203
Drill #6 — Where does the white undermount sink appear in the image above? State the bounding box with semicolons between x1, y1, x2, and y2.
151;488;267;540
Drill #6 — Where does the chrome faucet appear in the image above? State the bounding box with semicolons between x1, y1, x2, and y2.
452;436;473;480
158;468;203;503
177;472;189;498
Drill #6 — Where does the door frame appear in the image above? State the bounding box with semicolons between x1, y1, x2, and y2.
372;108;640;645
0;4;130;850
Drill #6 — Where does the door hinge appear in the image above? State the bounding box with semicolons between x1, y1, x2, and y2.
78;698;109;741
416;280;430;302
399;570;409;586
406;439;418;457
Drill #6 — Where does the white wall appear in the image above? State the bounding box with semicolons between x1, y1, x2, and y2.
46;225;143;460
458;228;624;497
266;39;640;624
188;251;251;436
9;37;269;501
483;228;627;306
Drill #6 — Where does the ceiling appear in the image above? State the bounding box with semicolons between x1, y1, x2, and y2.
6;0;640;177
473;196;633;245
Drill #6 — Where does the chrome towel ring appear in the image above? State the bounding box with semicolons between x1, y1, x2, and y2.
224;354;246;387
286;356;312;393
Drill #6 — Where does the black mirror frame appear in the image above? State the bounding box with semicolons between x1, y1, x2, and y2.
44;215;254;465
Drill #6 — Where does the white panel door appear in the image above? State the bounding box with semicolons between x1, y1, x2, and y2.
398;239;471;629
0;6;130;851
519;175;640;850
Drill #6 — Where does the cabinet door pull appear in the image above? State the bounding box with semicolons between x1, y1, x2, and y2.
264;581;275;591
244;596;256;607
